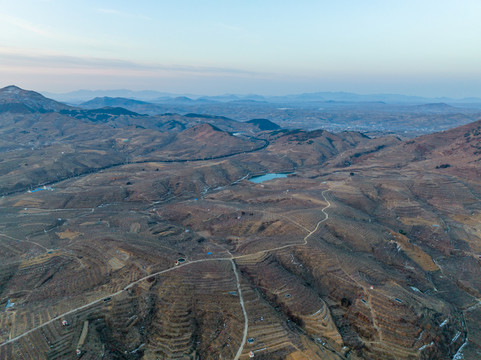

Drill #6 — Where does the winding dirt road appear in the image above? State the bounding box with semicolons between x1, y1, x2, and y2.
231;259;249;360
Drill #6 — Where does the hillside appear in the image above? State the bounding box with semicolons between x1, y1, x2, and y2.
352;118;481;179
0;86;480;359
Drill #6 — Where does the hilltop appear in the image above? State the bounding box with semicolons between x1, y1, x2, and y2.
246;118;281;130
0;85;71;113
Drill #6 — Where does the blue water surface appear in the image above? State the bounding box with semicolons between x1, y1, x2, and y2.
249;173;290;183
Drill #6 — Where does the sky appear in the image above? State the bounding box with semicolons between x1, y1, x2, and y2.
1;0;480;97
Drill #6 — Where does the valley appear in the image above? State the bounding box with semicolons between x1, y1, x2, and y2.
0;86;480;359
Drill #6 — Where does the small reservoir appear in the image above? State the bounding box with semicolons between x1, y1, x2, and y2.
249;173;290;183
28;185;54;193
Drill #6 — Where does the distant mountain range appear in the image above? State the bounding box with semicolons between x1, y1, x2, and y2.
42;89;481;105
0;85;279;135
42;89;175;103
270;92;481;105
3;85;481;137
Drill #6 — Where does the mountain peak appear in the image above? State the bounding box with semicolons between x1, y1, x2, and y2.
0;85;71;112
1;85;23;93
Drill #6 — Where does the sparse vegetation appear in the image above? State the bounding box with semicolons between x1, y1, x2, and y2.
0;86;480;359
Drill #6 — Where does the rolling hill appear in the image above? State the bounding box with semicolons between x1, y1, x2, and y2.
0;86;480;359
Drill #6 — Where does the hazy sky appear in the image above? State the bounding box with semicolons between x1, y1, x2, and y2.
1;0;480;97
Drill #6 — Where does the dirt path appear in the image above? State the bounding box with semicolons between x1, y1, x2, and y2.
231;259;248;360
0;233;48;251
